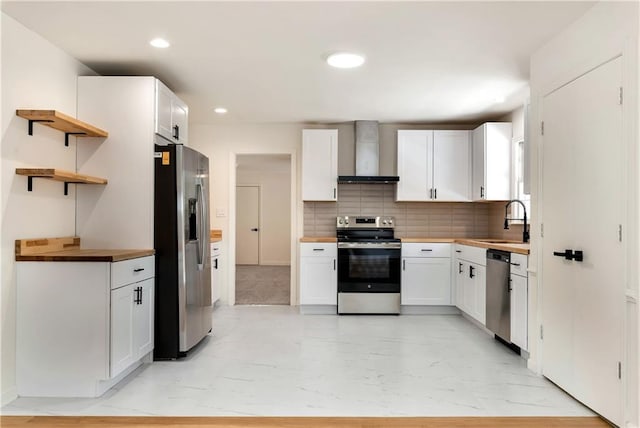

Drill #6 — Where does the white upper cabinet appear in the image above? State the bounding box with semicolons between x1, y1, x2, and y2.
302;129;338;201
396;130;470;201
472;122;512;201
155;79;188;144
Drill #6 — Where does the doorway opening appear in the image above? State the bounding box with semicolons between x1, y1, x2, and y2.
235;154;291;305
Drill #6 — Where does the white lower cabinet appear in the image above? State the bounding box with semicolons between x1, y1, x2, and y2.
401;243;452;305
110;277;154;378
299;243;337;305
454;245;486;324
510;253;528;351
16;255;155;397
210;242;222;304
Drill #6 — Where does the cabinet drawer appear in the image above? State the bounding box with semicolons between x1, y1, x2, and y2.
455;244;487;265
510;253;528;277
300;243;337;257
210;243;221;257
111;256;154;290
402;243;450;258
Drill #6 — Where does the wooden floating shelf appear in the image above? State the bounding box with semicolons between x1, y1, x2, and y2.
16;168;108;195
16;109;108;146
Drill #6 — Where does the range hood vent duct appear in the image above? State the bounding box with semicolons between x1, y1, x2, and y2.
338;120;399;184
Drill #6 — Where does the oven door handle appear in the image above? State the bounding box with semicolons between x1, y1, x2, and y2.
337;243;401;249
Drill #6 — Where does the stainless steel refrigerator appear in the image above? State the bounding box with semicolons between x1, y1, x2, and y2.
154;144;212;359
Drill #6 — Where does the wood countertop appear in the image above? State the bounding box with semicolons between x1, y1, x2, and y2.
300;237;337;243
210;229;222;243
15;237;154;262
16;249;155;262
300;236;529;254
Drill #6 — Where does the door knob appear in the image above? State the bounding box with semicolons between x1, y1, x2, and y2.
251;228;259;232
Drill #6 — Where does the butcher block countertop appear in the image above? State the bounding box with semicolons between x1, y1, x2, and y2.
15;237;154;262
210;229;223;243
300;236;529;254
300;237;337;243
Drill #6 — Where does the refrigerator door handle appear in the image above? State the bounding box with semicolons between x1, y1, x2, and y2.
196;182;206;271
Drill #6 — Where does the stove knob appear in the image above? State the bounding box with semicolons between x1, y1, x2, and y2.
388;219;393;224
382;220;388;225
338;219;343;224
345;219;350;224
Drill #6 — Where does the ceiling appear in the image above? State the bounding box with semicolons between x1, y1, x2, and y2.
2;1;595;125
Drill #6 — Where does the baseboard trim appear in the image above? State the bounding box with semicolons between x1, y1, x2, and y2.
400;305;460;315
299;305;337;315
1;385;18;407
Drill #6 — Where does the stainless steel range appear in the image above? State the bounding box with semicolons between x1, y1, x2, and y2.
336;216;401;314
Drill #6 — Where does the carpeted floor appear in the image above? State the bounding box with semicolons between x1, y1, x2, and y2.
235;265;290;305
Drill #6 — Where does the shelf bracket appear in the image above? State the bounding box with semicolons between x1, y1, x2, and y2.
27;176;33;192
64;132;86;147
27;119;54;136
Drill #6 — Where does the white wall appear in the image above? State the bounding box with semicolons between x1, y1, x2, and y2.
188;123;303;305
529;2;638;425
1;13;96;405
237;163;291;266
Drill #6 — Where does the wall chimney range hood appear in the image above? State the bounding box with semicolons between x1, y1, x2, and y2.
338;120;399;184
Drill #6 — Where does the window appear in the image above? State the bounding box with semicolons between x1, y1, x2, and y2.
512;139;531;221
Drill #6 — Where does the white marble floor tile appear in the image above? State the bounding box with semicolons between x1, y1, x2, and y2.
2;305;593;417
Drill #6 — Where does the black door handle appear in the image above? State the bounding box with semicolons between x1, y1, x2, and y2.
553;249;574;260
173;125;180;140
251;228;259;232
458;262;463;274
553;249;584;262
469;265;475;279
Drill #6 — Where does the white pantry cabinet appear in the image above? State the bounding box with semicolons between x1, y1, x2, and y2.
454;244;486;324
471;122;512;201
299;243;337;305
401;243;452;305
16;256;154;397
396;130;470;201
509;252;528;351
77;76;190;249
302;129;338;201
155;79;189;144
211;241;222;304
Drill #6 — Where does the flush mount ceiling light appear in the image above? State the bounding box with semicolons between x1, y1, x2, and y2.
326;52;365;69
213;107;228;114
149;38;170;48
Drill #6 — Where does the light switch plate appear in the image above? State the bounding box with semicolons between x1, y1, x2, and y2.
216;208;226;218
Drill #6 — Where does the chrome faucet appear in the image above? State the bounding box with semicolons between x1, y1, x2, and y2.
504;199;529;243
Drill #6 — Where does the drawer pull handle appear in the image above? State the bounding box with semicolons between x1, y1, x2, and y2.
510;262;521;267
313;248;325;252
455;250;462;253
421;249;433;252
133;268;145;272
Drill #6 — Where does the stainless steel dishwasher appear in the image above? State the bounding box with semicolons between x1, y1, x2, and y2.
486;249;511;342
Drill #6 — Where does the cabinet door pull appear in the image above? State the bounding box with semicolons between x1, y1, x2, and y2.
214;259;218;269
434;188;437;199
133;268;145;272
469;265;475;279
508;278;512;292
458;262;463;274
429;188;433;199
333;188;336;199
480;186;485;198
173;125;180;140
333;259;336;271
403;260;406;271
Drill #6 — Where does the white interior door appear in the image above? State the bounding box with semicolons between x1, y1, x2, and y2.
541;56;624;424
236;186;260;265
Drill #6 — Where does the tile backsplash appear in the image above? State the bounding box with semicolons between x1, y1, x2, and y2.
304;183;526;240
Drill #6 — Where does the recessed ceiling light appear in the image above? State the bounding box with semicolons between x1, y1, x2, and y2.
326;52;365;69
214;107;228;114
149;38;170;48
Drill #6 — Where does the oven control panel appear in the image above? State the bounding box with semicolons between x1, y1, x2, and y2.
336;216;395;229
